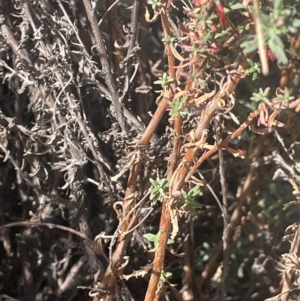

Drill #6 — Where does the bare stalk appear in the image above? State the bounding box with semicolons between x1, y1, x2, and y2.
81;0;127;133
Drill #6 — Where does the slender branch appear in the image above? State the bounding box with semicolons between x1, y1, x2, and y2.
144;7;179;300
218;148;229;301
199;138;265;290
93;90;170;301
0;221;94;245
81;0;127;133
145;59;250;301
185;108;260;183
119;0;141;103
253;0;268;75
57;0;90;57
92;7;174;295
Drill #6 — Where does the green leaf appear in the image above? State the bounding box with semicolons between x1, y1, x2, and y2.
241;38;258;54
168;96;187;118
258;198;266;208
167;238;174;245
292;18;300;27
143;232;161;248
147;0;161;10
215;28;231;39
144;232;173;249
230;3;244;10
154;72;173;87
274;0;283;11
268;30;284;48
203;242;210;250
178;185;201;216
268;39;288;64
160;270;172;281
245;59;261;81
237;266;244;279
149;177;169;202
260;13;271;25
143;233;157;242
162;34;176;44
203;254;209;261
251;87;271;104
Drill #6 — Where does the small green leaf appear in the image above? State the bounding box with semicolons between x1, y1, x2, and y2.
160;270;172;282
147;0;161;10
167;238;174;245
144;231;173;249
143;232;161;248
143;233;157;242
237;266;244;279
154;72;173;87
268;39;288;64
203;254;209;261
149;177;169;202
245;59;261;81
230;3;244;10
258;198;266;208
215;28;231;39
274;0;283;11
292;19;300;27
162;34;176;44
268;30;284;48
168;96;187;118
251;87;271;104
241;38;258;54
178;185;201;216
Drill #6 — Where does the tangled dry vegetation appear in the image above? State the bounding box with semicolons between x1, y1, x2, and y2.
1;0;300;300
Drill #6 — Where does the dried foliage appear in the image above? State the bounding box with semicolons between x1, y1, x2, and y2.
1;0;300;301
